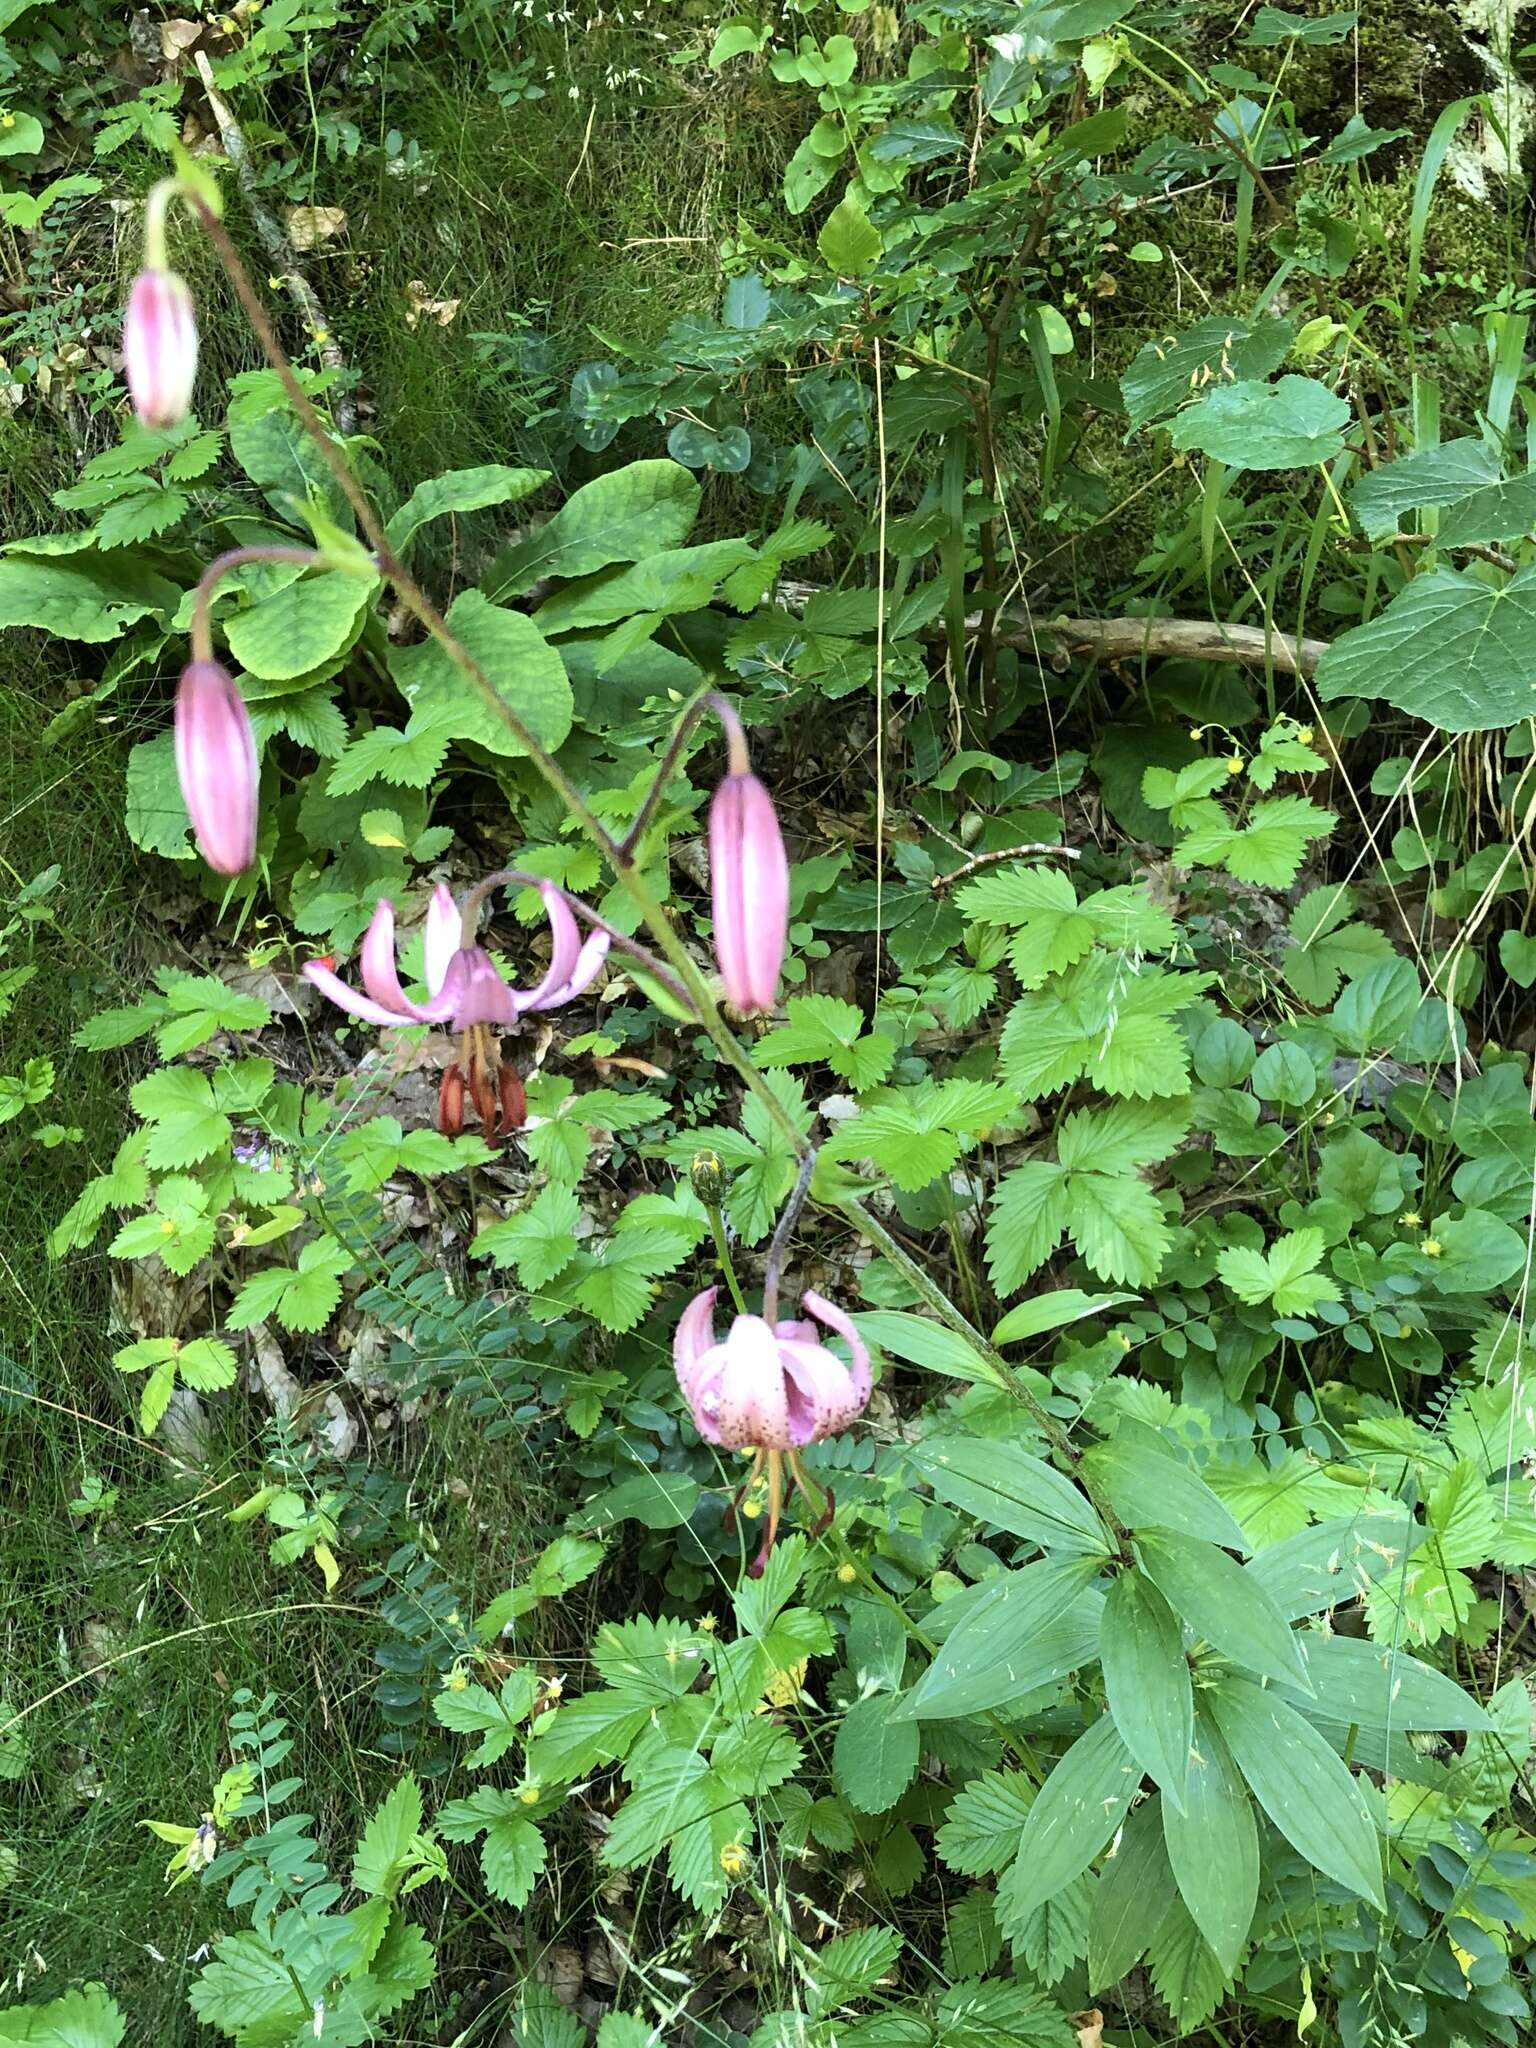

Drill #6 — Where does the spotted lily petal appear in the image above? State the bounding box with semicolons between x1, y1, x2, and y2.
709;1314;793;1451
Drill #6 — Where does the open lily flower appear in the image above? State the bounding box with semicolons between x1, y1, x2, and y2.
675;1285;870;1572
304;882;608;1030
304;881;610;1141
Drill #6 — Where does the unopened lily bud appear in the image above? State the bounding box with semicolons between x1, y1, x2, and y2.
709;764;788;1016
124;268;198;429
174;660;257;875
690;1149;726;1207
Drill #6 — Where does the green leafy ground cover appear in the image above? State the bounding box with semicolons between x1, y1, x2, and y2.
1;3;1536;2044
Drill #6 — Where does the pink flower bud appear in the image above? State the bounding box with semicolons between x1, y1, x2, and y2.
174;660;258;875
123;268;198;429
709;768;788;1015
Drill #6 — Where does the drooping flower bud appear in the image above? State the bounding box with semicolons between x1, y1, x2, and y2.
174;660;258;875
123;268;199;429
709;766;788;1016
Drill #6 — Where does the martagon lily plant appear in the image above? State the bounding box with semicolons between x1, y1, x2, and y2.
129;158;1129;1564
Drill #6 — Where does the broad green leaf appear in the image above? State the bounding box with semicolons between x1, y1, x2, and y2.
849;1310;1005;1391
0;552;174;642
224;568;375;681
1167;376;1350;470
818;196;882;275
1101;1570;1193;1810
1275;1634;1489;1731
1348;437;1498;540
1208;1678;1385;1908
1317;563;1536;733
833;1691;920;1813
1120;315;1293;430
1087;1795;1172;1989
124;733;194;861
391;589;573;757
1056;1096;1191;1175
1085;1422;1251;1552
481;1814;547;1906
385;463;548;552
909;1438;1113;1556
484;460;700;599
898;1559;1101;1720
0;1985;125;2047
1007;1714;1140;1917
1434;469;1536;548
935;1768;1035;1876
992;1288;1138;1346
1161;1705;1257;1974
1243;1511;1416;1620
1135;1529;1312;1690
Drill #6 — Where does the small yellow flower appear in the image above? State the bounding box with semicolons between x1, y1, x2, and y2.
1321;1111;1334;1125
719;1841;750;1878
1;114;14;130
311;327;330;347
160;1218;177;1236
444;1664;469;1694
836;1562;857;1585
740;1497;763;1520
1189;725;1204;740
518;1783;540;1806
698;1613;718;1633
1399;1211;1421;1227
267;275;285;291
1420;1237;1442;1258
544;1674;564;1701
1399;1322;1414;1339
1297;726;1314;745
1225;754;1244;777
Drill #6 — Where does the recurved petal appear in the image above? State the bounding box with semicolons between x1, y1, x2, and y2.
674;1286;719;1400
515;884;582;1010
777;1339;863;1445
359;899;411;1014
302;959;421;1028
422;884;461;997
800;1289;872;1412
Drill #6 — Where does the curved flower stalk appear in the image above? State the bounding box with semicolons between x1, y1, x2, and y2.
674;1284;871;1574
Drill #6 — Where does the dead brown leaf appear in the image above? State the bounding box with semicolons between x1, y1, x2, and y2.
1073;2012;1105;2048
284;205;348;251
160;19;204;61
404;279;461;329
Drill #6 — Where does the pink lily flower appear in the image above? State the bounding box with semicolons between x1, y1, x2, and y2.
709;729;788;1017
304;882;609;1031
674;1284;871;1571
174;659;258;876
304;882;610;1142
123;268;199;430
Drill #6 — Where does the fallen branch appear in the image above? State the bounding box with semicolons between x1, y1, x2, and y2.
776;579;1329;678
1012;611;1329;677
192;51;355;435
